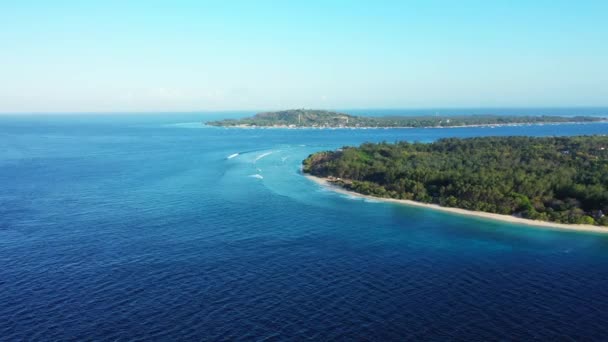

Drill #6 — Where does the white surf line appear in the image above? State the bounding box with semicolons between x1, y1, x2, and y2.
227;153;239;159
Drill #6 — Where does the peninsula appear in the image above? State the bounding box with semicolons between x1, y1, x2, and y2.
303;136;608;228
206;109;606;128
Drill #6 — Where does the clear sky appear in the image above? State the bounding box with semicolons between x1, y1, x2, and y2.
1;1;607;113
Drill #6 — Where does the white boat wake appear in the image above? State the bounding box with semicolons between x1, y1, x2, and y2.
254;151;273;162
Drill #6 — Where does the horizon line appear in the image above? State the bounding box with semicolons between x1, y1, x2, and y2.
2;105;608;115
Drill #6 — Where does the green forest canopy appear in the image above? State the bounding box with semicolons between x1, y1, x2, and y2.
303;136;608;226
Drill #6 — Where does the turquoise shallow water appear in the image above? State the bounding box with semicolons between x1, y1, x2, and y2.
1;114;608;340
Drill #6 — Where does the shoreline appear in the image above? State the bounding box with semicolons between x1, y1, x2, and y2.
304;174;608;234
206;120;608;130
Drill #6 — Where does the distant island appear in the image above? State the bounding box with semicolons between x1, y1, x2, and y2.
206;109;606;128
303;136;608;227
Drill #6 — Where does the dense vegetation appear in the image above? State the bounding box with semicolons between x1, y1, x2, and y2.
207;109;606;128
303;136;608;226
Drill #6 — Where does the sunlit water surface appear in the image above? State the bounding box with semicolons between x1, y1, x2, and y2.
1;113;608;340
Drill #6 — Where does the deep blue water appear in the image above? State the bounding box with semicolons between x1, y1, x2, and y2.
1;113;608;340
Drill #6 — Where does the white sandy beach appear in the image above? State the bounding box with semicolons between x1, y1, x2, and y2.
305;174;608;234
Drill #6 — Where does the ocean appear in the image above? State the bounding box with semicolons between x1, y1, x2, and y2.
1;112;608;340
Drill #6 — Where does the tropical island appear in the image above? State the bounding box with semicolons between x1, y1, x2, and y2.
303;136;608;228
206;109;606;128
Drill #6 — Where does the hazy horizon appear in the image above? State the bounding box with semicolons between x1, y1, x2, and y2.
2;106;608;117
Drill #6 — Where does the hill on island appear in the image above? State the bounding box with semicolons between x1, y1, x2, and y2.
206;109;606;128
207;109;355;127
303;136;608;226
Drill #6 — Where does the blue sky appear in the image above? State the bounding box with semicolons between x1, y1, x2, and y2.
1;1;607;112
